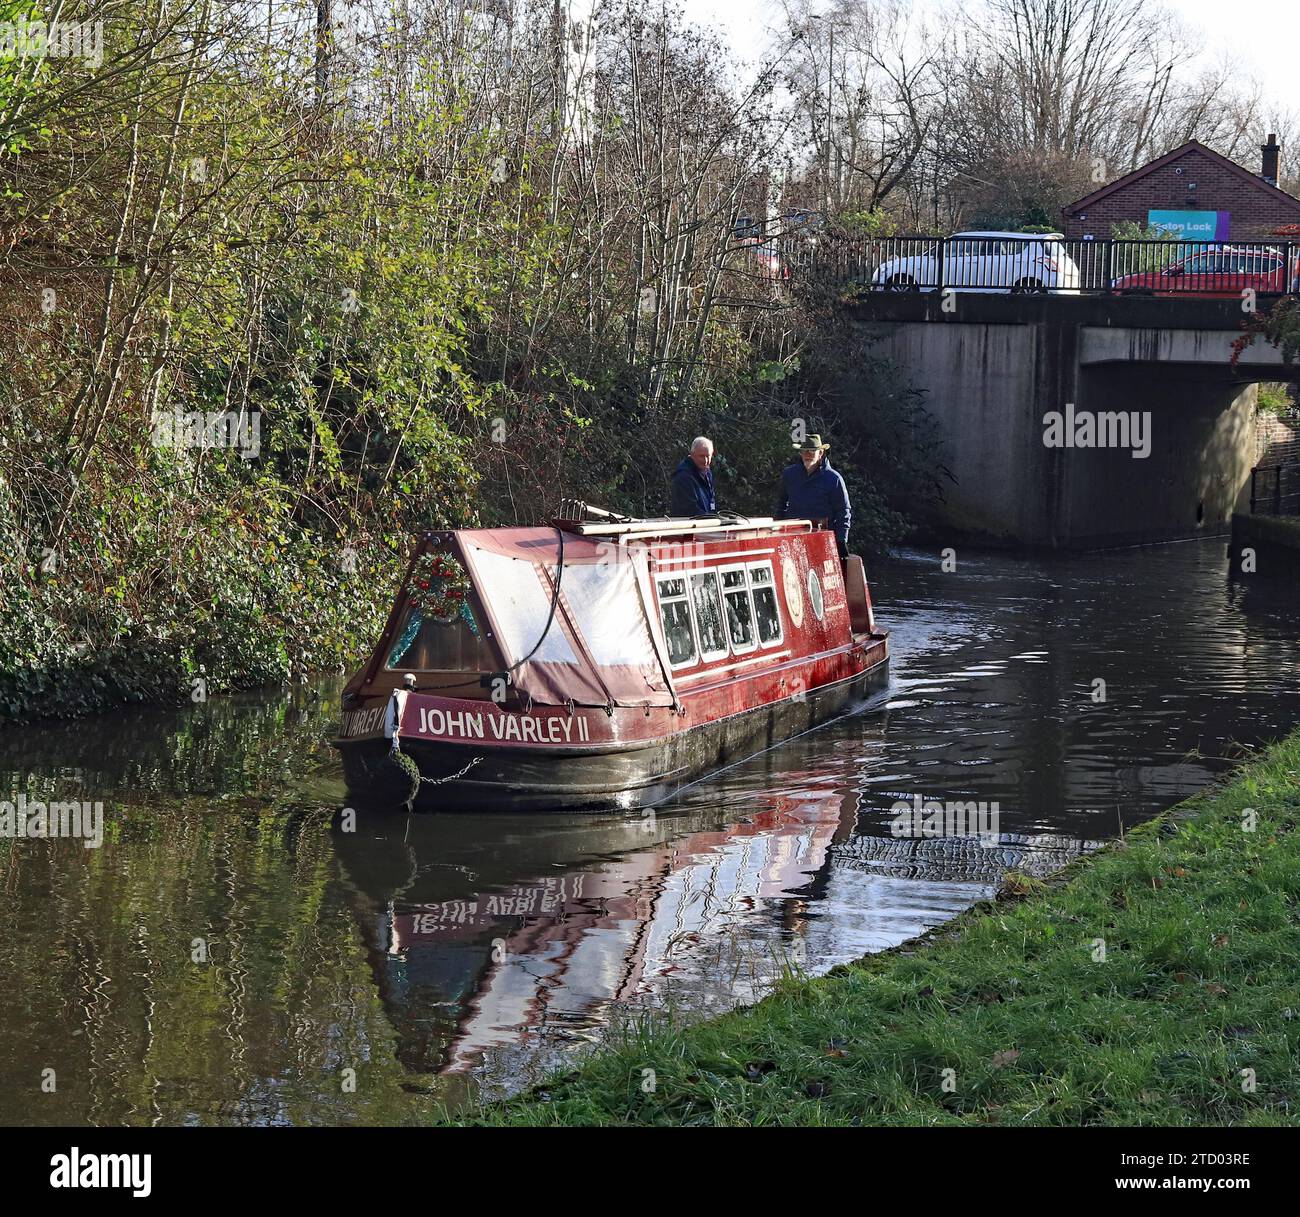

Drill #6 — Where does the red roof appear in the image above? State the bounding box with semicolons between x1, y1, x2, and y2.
1061;139;1300;219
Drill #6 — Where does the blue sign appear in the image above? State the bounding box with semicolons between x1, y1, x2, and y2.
1147;210;1231;241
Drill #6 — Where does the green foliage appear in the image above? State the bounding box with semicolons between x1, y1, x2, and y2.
1109;221;1183;275
771;313;952;550
1234;297;1300;371
1261;297;1300;365
841;210;905;238
1257;383;1293;416
0;1;52;154
0;447;401;719
0;0;937;721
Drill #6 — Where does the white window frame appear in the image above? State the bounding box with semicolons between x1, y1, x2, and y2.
718;564;757;655
746;560;784;648
655;574;699;669
657;562;785;667
687;569;730;663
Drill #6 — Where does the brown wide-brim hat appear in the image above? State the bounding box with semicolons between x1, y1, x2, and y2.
794;434;831;451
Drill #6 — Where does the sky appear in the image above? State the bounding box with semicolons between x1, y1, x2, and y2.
688;0;1300;111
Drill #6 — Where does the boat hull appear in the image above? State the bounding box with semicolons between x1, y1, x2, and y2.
338;654;888;812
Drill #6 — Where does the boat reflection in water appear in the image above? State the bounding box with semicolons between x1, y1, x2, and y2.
333;773;1098;1094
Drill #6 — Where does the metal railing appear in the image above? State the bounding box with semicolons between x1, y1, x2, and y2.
1249;461;1300;516
785;236;1300;296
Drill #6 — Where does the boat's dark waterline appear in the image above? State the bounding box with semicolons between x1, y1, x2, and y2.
341;658;890;812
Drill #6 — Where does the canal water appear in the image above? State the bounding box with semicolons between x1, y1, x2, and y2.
2;541;1297;1124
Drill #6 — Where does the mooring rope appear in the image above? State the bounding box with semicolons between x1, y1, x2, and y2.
417;755;483;785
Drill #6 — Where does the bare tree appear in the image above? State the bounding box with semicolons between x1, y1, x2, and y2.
781;0;940;217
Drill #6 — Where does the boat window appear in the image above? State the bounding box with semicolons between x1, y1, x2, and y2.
720;567;755;652
385;604;487;671
562;562;659;668
656;577;697;667
807;569;825;621
748;562;783;645
468;547;579;664
689;572;729;660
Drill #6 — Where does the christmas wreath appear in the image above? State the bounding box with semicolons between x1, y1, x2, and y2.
386;550;480;667
407;550;478;631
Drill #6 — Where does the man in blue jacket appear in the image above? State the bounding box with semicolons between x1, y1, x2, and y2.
777;434;851;557
669;436;717;516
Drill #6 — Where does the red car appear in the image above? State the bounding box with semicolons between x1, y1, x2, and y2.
1111;246;1300;296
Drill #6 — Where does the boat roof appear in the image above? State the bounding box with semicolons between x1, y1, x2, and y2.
552;515;813;542
419;518;814;561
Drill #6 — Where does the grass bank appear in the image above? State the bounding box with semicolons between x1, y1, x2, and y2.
459;731;1300;1126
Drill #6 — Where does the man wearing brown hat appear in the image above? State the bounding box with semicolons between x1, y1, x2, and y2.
776;434;851;558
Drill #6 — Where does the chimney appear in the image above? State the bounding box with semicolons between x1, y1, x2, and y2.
1262;134;1280;186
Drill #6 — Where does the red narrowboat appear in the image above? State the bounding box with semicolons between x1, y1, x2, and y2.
334;509;889;811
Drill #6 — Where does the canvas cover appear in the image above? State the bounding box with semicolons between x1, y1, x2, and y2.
458;529;676;709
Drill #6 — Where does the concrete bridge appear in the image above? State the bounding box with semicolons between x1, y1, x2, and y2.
847;294;1299;548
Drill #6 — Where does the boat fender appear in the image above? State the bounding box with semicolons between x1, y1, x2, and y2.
384;688;420;807
385;688;409;746
388;746;422;809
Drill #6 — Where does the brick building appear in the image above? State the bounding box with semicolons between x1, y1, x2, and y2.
1060;137;1300;241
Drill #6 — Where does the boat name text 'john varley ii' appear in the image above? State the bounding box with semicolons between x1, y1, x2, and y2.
417;706;591;743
